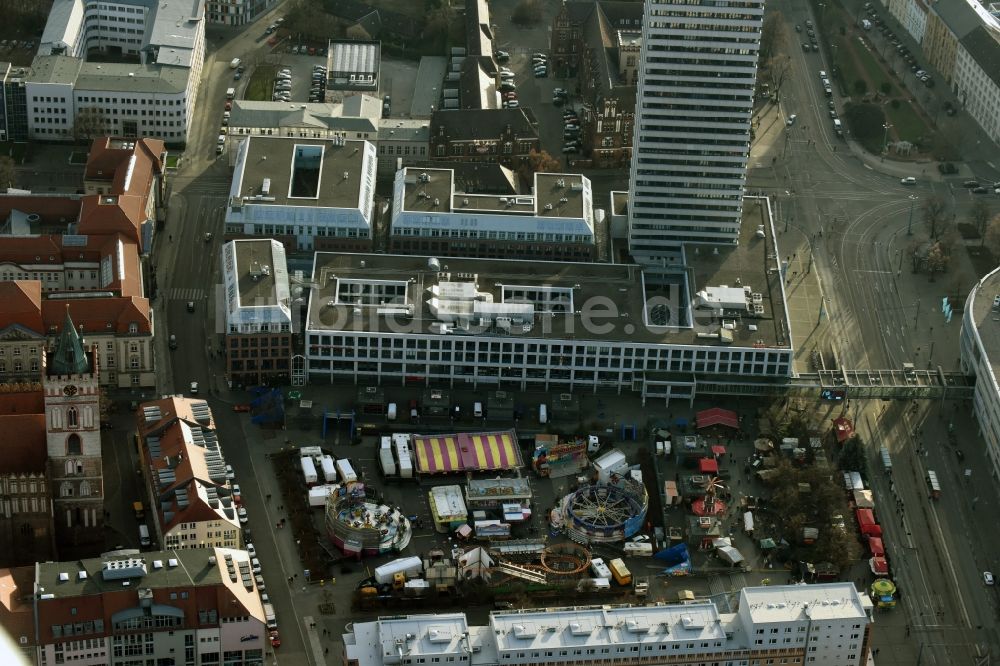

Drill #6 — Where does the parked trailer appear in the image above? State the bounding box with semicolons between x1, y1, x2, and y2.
320;455;338;483
608;558;631;586
300;456;318;485
590;557;612;578
379;437;397;476
394;434;413;479
577;577;611;591
623;542;653;556
336;458;358;484
374;556;423;585
308;485;338;507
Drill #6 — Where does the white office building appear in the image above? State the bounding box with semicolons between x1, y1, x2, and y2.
28;0;205;144
342;582;873;666
224;136;378;252
304;197;792;404
627;0;765;264
389;167;596;261
960;265;1000;480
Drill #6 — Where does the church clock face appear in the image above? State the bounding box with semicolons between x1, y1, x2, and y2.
63;384;79;397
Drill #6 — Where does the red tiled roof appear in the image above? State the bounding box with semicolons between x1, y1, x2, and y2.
0;390;44;415
0;414;47;473
0;567;37;647
0;281;43;333
85;137;164;196
41;296;151;335
0;196;82;227
77;195;145;246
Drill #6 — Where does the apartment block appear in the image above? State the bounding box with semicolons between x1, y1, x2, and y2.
305;198;791;404
34;547;267;666
628;0;764;264
224;136;378;252
221;239;294;388
343;583;873;666
954;26;1000;144
136;398;241;551
206;0;271;26
388;167;596;261
26;0;205;145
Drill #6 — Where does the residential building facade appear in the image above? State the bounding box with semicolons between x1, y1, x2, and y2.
376;119;431;175
26;0;205;145
550;2;642;169
954;26;1000;144
224;136;378;252
0;389;54;567
137;397;241;551
34;547;267;666
428;109;540;170
206;0;270;25
343;583;873;666
887;0;930;43
628;0;764;264
388;168;596;260
221;239;294;388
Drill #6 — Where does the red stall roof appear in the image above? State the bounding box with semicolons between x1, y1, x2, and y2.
698;458;719;474
833;417;854;443
855;508;882;536
869;556;889;575
696;408;739;430
868;536;885;557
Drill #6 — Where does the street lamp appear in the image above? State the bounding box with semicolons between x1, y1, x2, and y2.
906;194;917;235
882;123;893;154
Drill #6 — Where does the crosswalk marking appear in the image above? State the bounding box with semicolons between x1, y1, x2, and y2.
168;287;206;301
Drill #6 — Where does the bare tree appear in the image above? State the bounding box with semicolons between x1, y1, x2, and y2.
73;107;107;144
924;242;949;278
768;55;792;95
970;199;991;237
0;156;16;192
984;214;1000;259
922;195;948;240
760;11;789;63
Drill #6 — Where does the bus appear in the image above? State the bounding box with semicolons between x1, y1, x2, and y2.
926;470;940;499
608;558;632;586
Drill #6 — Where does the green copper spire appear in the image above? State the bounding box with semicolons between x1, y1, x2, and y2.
49;306;90;376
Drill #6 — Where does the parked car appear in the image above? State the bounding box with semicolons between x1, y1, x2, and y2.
973;186;989;194
232;484;242;504
238;507;248;523
225;464;235;481
251;558;262;574
963;180;980;188
246;542;256;558
985;572;995;586
562;144;579;154
505;100;519;108
495;50;510;62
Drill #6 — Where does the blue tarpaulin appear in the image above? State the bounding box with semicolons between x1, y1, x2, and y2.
674;417;689;427
664;561;692;575
654;542;689;566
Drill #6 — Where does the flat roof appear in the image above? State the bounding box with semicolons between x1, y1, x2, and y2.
397;167;591;227
378;118;431;142
490;604;726;652
412;57;449;117
307;201;789;349
969;268;1000;385
329;40;379;74
740;583;868;623
232;136;372;210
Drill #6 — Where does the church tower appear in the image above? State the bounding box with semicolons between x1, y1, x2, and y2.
44;307;103;553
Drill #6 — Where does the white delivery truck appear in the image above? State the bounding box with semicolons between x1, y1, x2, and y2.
394;434;413;479
539;404;548;424
308;485;337;507
300;456;318;485
623;542;653;556
335;458;358;484
379;437;397;476
590;557;612;578
263;603;277;630
374;556;423;585
387;402;397;420
320;455;338;483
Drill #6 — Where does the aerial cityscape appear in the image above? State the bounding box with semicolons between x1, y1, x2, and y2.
0;0;999;664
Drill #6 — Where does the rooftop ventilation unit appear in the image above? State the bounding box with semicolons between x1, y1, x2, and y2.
261;178;271;195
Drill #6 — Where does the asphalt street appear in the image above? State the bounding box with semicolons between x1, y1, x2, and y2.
753;1;1000;663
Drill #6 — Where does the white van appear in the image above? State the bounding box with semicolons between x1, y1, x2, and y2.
539;404;548;424
473;402;483;418
139;524;151;546
387;402;397;421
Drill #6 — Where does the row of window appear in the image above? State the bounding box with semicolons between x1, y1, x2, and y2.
392;226;591;243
